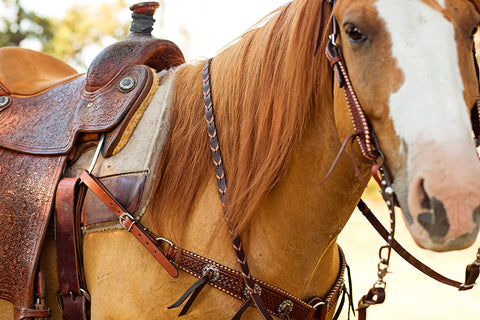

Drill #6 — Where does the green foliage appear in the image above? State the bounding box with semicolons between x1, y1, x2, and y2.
0;0;130;68
43;0;130;68
0;0;53;47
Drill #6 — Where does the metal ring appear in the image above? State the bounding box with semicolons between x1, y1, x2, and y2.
312;301;326;309
156;237;174;247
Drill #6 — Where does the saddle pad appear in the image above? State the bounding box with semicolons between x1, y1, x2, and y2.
66;68;181;232
0;149;67;311
0;65;152;155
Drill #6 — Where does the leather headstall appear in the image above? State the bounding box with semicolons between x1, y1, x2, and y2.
325;1;480;320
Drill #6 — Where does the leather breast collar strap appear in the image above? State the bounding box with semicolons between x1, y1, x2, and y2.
79;166;347;320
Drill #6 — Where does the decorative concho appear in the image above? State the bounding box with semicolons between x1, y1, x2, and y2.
118;77;137;92
202;264;220;283
278;299;294;317
243;283;262;298
0;96;11;110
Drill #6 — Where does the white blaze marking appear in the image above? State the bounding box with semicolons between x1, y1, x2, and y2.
436;0;446;8
375;0;473;155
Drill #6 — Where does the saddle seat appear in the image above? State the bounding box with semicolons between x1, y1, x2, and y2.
0;47;80;96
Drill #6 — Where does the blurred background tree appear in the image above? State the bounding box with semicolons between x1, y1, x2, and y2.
0;0;131;69
0;0;53;47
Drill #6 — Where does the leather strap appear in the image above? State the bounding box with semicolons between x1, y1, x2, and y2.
14;308;51;320
78;168;345;320
203;59;273;320
357;200;479;290
168;246;347;320
325;39;378;161
79;170;179;278
55;177;89;320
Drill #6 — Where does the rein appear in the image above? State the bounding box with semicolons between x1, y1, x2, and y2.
325;1;480;319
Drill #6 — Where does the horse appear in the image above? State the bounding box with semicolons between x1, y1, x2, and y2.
1;0;480;319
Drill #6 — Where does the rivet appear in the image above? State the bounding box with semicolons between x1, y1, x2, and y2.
0;96;11;110
278;300;294;317
385;187;394;196
119;77;136;92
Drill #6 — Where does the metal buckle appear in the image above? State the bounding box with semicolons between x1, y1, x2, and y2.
119;212;136;231
80;288;91;301
459;283;476;291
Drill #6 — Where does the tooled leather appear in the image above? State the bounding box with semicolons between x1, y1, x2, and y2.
78;161;346;320
86;36;184;92
0;149;67;314
0;80;8;95
171;246;346;320
55;177;89;320
0;65;151;155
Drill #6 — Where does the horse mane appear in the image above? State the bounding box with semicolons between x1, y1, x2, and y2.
149;0;333;239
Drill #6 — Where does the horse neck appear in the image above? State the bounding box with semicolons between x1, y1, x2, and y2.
245;88;371;298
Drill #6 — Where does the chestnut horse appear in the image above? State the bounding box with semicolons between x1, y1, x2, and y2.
2;0;480;319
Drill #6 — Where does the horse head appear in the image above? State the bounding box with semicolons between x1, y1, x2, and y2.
334;0;480;251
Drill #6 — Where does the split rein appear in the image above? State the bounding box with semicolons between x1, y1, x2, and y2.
324;1;480;319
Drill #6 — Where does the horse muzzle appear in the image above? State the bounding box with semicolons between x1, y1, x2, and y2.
401;152;480;252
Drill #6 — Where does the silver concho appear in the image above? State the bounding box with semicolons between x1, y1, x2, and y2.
118;77;137;92
278;300;294;317
243;283;262;298
0;96;11;110
202;264;220;283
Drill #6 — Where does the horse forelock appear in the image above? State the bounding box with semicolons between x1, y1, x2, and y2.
148;0;334;240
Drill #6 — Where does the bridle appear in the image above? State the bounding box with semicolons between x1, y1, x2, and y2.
67;1;480;320
325;0;480;319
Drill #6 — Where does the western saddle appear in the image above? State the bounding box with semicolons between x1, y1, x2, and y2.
0;2;184;319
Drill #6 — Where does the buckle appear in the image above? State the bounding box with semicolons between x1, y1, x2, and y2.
119;212;136;231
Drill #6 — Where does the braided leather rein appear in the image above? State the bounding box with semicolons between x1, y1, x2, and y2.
201;59;347;320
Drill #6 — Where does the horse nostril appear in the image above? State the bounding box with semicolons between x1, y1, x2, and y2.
418;179;431;210
474;206;480;224
417;198;450;239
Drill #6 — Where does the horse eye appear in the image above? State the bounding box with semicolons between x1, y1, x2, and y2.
345;25;367;43
471;26;478;39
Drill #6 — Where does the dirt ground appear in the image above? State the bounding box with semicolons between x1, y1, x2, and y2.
336;189;480;320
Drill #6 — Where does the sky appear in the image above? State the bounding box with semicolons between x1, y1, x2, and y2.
17;0;290;63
